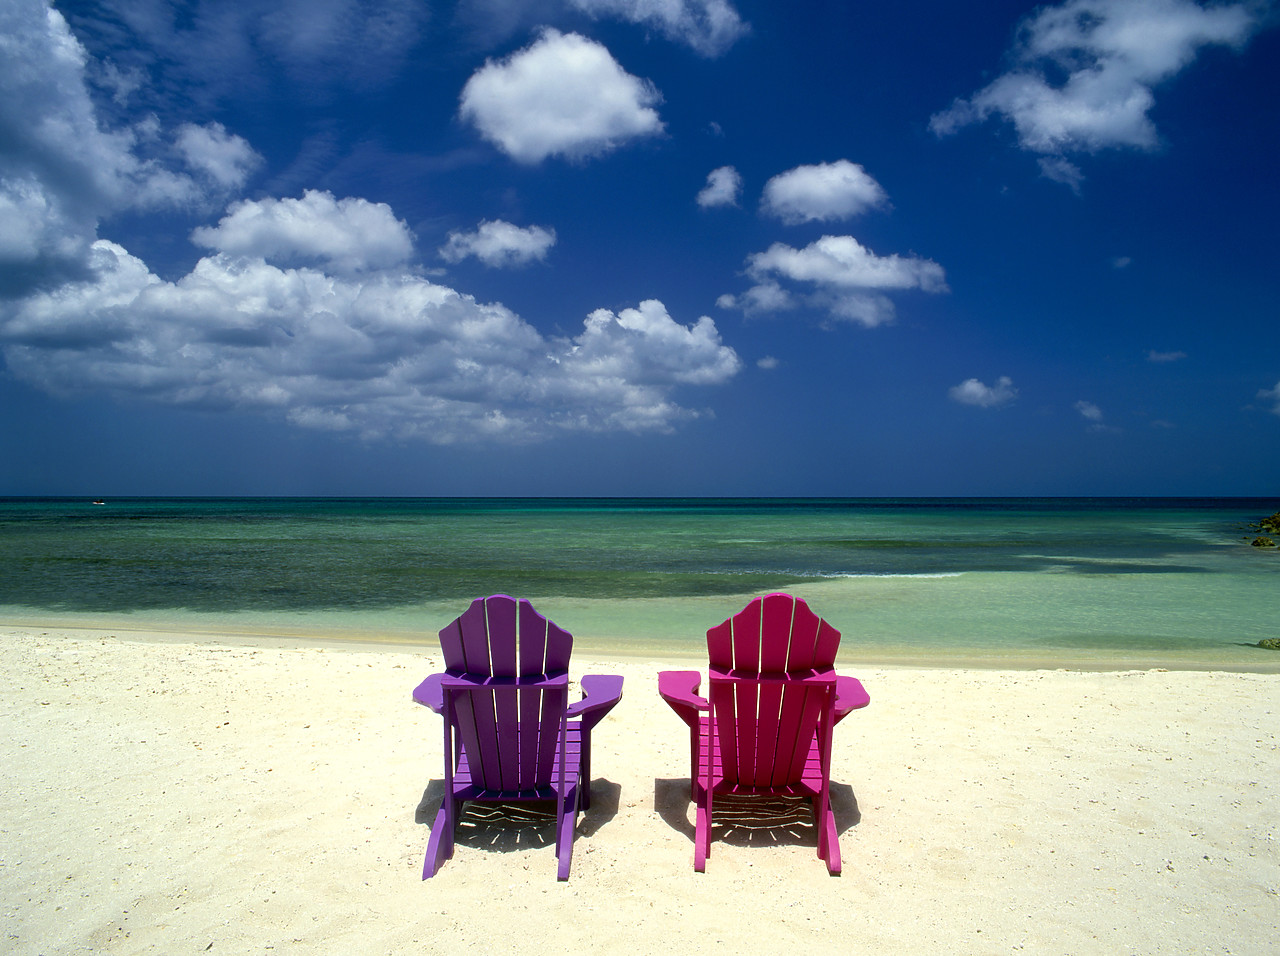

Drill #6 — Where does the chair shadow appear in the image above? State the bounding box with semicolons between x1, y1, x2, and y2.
654;777;861;850
415;777;622;854
653;778;696;839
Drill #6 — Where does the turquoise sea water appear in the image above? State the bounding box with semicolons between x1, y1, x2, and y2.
2;497;1278;669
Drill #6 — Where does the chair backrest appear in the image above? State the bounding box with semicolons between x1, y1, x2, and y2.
706;592;840;674
439;594;573;678
439;595;573;791
706;594;840;787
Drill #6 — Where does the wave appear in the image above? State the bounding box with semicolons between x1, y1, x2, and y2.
830;572;965;580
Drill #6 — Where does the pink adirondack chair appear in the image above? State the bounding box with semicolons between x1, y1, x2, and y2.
658;593;870;873
413;595;623;880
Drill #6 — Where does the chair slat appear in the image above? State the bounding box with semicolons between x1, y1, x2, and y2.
536;685;567;782
755;681;784;786
770;683;805;786
730;600;762;672
732;680;758;783
517;598;549;673
785;600;823;671
814;619;840;668
485;596;518;678
455;599;491;674
492;685;521;790
759;594;795;672
707;682;736;786
517;683;542;784
784;686;828;783
706;619;732;669
543;616;573;673
438;618;465;672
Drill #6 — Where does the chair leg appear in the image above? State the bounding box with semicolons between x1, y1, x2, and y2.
814;798;841;875
579;729;592;811
422;800;458;879
689;726;699;800
556;787;578;881
693;716;712;871
693;793;709;872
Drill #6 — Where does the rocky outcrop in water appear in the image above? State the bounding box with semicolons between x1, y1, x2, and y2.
1246;511;1280;548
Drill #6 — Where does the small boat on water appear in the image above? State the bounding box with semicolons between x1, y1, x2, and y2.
91;499;105;505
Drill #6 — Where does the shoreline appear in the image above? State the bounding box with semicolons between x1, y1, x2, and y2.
4;627;1277;954
5;611;1280;674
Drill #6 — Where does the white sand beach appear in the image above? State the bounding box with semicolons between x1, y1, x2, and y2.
3;626;1278;955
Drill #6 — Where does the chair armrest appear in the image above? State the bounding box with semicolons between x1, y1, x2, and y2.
658;670;706;729
565;673;624;731
834;675;870;723
412;673;445;714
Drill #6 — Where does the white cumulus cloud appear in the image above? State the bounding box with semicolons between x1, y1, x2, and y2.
190;191;415;274
745;237;947;293
572;300;743;388
761;161;888;225
569;0;749;57
722;235;947;327
1;238;741;443
0;1;743;445
439;220;557;267
717;280;794;316
0;0;258;295
930;0;1261;184
697;166;742;208
950;376;1018;408
175;122;262;189
459;28;664;163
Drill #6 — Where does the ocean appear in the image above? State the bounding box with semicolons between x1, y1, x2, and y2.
2;497;1278;669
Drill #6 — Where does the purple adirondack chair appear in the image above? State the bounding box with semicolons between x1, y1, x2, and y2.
413;595;623;880
658;593;870;873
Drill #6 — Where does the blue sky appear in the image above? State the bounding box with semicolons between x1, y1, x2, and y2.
2;0;1278;496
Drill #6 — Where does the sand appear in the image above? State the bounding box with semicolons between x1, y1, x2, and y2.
3;626;1278;955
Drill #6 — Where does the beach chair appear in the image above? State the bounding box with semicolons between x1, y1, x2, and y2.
658;593;869;873
413;595;623;880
